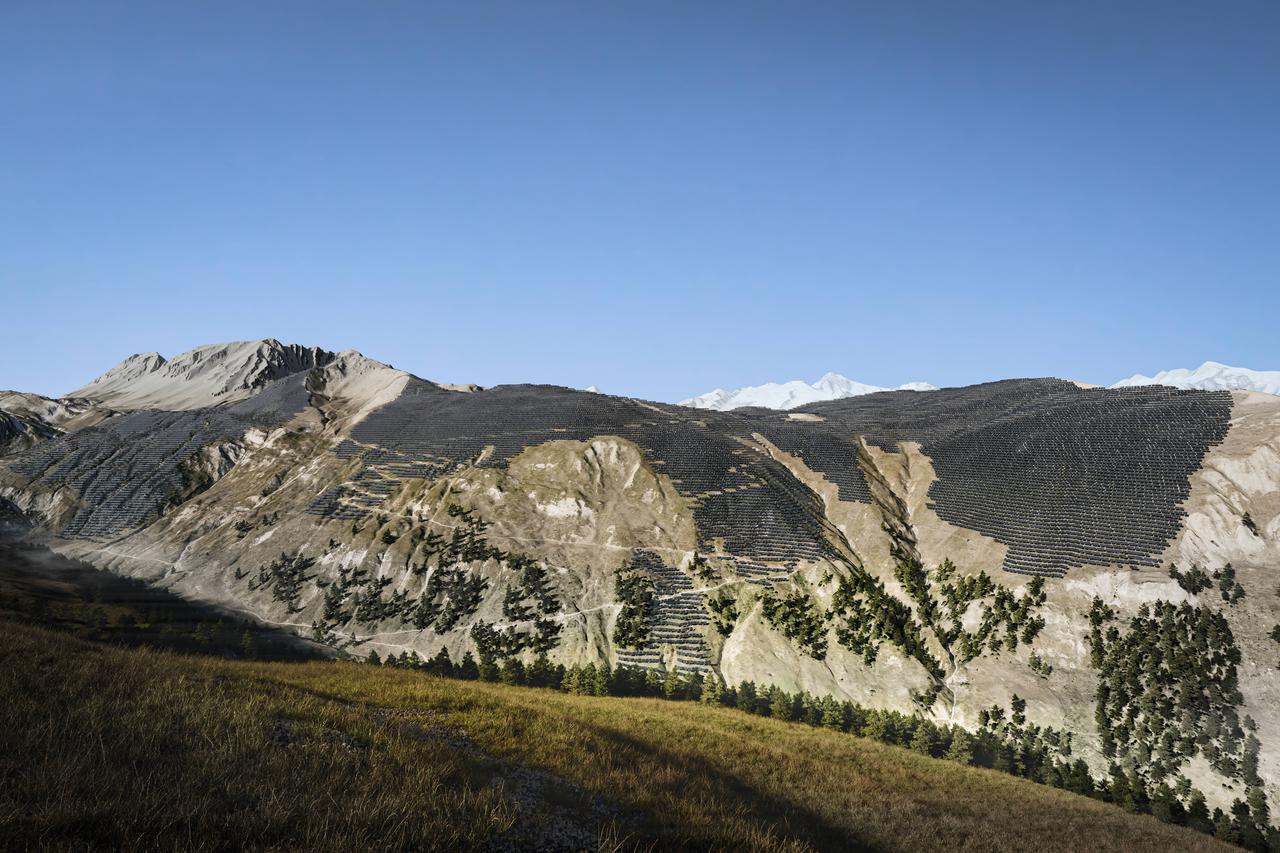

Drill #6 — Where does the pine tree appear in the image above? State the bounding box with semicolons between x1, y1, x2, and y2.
591;664;611;696
736;681;758;714
1185;789;1212;835
367;649;381;665
584;664;604;695
239;628;256;659
426;647;454;676
1150;784;1181;824
498;657;526;685
1213;808;1238;843
561;663;582;694
192;621;212;647
1243;732;1263;785
527;653;554;688
642;668;662;696
1247;786;1270;829
945;728;974;764
819;696;843;730
1232;797;1263;850
910;723;935;757
1129;771;1150;815
457;651;479;680
1109;767;1135;812
768;686;793;720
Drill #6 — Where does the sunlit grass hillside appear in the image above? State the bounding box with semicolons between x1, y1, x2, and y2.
0;618;1234;852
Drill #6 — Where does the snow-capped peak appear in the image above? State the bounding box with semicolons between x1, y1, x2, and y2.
679;373;938;411
1110;362;1280;396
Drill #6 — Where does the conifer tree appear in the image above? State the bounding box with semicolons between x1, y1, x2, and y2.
1185;789;1212;835
499;657;526;685
1247;786;1270;829
910;723;936;757
591;663;611;696
768;686;793;720
1213;808;1237;843
819;696;843;730
426;647;454;676
945;728;974;764
527;653;554;688
457;651;479;680
736;681;758;714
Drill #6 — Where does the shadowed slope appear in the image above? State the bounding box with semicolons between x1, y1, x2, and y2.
0;619;1233;852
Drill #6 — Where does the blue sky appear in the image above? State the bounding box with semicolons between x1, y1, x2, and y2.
2;1;1277;401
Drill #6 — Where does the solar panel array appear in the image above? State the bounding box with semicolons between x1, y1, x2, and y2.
613;550;713;675
6;370;1233;583
328;379;837;567
789;380;1232;576
3;375;311;539
324;378;1232;579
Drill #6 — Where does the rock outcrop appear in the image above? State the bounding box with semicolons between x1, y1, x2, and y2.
67;339;336;410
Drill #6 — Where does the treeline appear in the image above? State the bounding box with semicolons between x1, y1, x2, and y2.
368;648;1279;850
0;588;317;662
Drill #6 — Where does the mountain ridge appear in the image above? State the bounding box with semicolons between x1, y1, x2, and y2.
1111;361;1280;396
681;371;939;411
67;339;338;410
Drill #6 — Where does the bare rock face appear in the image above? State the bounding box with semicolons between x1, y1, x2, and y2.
67;339;336;410
0;409;58;456
3;342;1280;815
0;391;113;455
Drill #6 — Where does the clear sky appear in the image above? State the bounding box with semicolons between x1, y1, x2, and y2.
2;1;1277;401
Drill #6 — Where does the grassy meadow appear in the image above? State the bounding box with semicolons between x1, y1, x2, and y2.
0;615;1236;852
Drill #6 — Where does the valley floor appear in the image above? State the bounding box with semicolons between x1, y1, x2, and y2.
0;619;1233;852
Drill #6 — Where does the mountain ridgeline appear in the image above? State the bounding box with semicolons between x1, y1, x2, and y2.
2;339;1279;843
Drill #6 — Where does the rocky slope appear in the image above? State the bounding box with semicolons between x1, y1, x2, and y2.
2;340;1278;820
67;339;337;410
0;391;113;456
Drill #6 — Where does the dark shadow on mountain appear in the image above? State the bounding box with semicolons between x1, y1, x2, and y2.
0;538;330;662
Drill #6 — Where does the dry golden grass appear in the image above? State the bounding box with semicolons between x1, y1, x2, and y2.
1;618;1233;852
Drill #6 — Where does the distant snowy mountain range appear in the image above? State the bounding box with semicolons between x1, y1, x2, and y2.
679;362;1278;411
1110;362;1280;396
679;373;938;411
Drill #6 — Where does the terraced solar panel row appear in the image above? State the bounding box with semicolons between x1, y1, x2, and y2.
344;378;1232;577
344;380;837;566
785;380;1233;576
2;375;311;539
613;550;713;674
12;369;1232;578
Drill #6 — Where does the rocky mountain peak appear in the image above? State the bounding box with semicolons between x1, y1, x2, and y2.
67;339;337;410
81;352;167;387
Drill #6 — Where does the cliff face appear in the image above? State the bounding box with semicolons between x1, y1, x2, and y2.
2;344;1278;812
